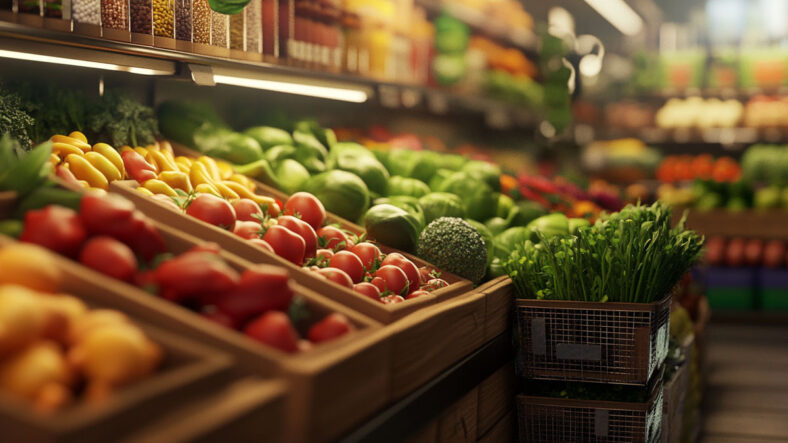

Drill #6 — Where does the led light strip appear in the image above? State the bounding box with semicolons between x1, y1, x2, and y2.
212;74;369;103
585;0;644;36
0;49;169;75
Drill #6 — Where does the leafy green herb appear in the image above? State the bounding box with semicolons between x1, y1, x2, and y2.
89;91;158;147
503;202;704;303
0;134;52;197
0;88;34;148
16;83;89;143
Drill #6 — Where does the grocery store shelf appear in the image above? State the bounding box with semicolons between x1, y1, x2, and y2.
0;20;540;128
417;0;538;55
595;126;787;146
672;209;788;241
638;86;788;101
340;332;512;443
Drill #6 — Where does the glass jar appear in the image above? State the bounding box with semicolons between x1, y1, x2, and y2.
101;0;129;29
129;0;151;34
174;0;191;41
153;0;174;37
262;0;276;55
245;0;261;53
228;10;243;50
210;9;228;47
192;0;209;44
73;0;101;24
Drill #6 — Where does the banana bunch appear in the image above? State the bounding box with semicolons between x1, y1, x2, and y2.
50;132;125;193
127;143;278;214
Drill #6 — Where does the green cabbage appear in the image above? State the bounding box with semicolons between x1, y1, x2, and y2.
419;192;467;224
302;170;370;222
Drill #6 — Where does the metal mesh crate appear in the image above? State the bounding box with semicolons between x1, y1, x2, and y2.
516;295;671;385
517;382;664;443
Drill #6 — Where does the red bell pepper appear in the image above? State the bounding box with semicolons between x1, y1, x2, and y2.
20;205;87;258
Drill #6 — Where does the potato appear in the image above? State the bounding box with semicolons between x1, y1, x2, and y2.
0;341;73;411
0;244;62;293
0;285;52;355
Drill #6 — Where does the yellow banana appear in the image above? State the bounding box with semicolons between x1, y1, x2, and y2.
214;182;240;200
228;174;257;192
51;134;91;151
65;154;109;190
143;179;177;197
197;156;222;182
189;162;216;188
68;131;88;143
92;143;125;178
49;153;61;168
84;151;122;182
221;181;275;208
148;149;178;172
174;156;193;173
216;160;235;180
136;187;155;197
52;142;85;157
195;183;222;197
158;170;192;192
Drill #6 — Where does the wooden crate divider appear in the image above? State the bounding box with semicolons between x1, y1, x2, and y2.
474;276;513;342
476;362;515;438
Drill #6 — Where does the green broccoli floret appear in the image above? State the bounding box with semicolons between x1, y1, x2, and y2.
417;217;488;283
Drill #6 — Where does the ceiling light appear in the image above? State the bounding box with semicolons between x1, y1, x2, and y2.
585;0;644;36
212;74;369;103
0;49;172;75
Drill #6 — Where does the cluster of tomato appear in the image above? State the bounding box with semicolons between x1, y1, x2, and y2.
169;190;450;304
656;154;741;183
17;193;353;354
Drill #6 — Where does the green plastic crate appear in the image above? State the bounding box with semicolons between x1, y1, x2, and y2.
761;289;788;310
707;287;755;310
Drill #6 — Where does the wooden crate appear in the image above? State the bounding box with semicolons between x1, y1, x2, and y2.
477;410;514;443
437;387;478;442
475;276;513;342
673;209;788;241
0;240;238;443
476;362;515;438
388;291;487;400
126;378;288;443
110;179;472;324
1;214;390;442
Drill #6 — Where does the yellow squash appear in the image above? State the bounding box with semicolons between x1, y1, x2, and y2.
65;154;109;190
92;143;125;178
84;152;122;182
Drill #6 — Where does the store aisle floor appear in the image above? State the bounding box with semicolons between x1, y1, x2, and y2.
700;321;788;442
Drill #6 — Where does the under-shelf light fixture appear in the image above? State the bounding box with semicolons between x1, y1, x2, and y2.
0;49;168;75
211;70;370;103
585;0;644;36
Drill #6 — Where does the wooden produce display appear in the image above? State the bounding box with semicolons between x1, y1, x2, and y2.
0;239;245;443
476;362;515;439
0;191;16;218
672;209;788;241
110;179;472;324
474;276;514;342
478;411;514;443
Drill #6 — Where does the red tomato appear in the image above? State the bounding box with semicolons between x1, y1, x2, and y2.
348;242;382;271
186;194;237;231
406;290;429;300
248;238;274;253
244;311;299;353
353;282;381;301
20;205;87;258
315;248;334;263
124;214;168;262
381;253;420;293
381;295;405;304
307;313;354;343
80;193;135;235
277;215;317;259
232;198;264;222
373;265;409;296
316;226;349;250
424;278;449;292
154;252;240;303
79;236;138;282
215;265;294;323
329;251;365;283
284;192;326;230
370;276;387;293
233;221;263;240
262;225;306;265
315;267;354;289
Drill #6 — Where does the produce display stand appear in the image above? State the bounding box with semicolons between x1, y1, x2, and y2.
0;237;271;443
661;337;692;443
672;209;788;241
110;179;473;324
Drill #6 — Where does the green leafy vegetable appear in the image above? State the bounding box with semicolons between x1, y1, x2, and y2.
0;88;34;148
89;91;158;147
